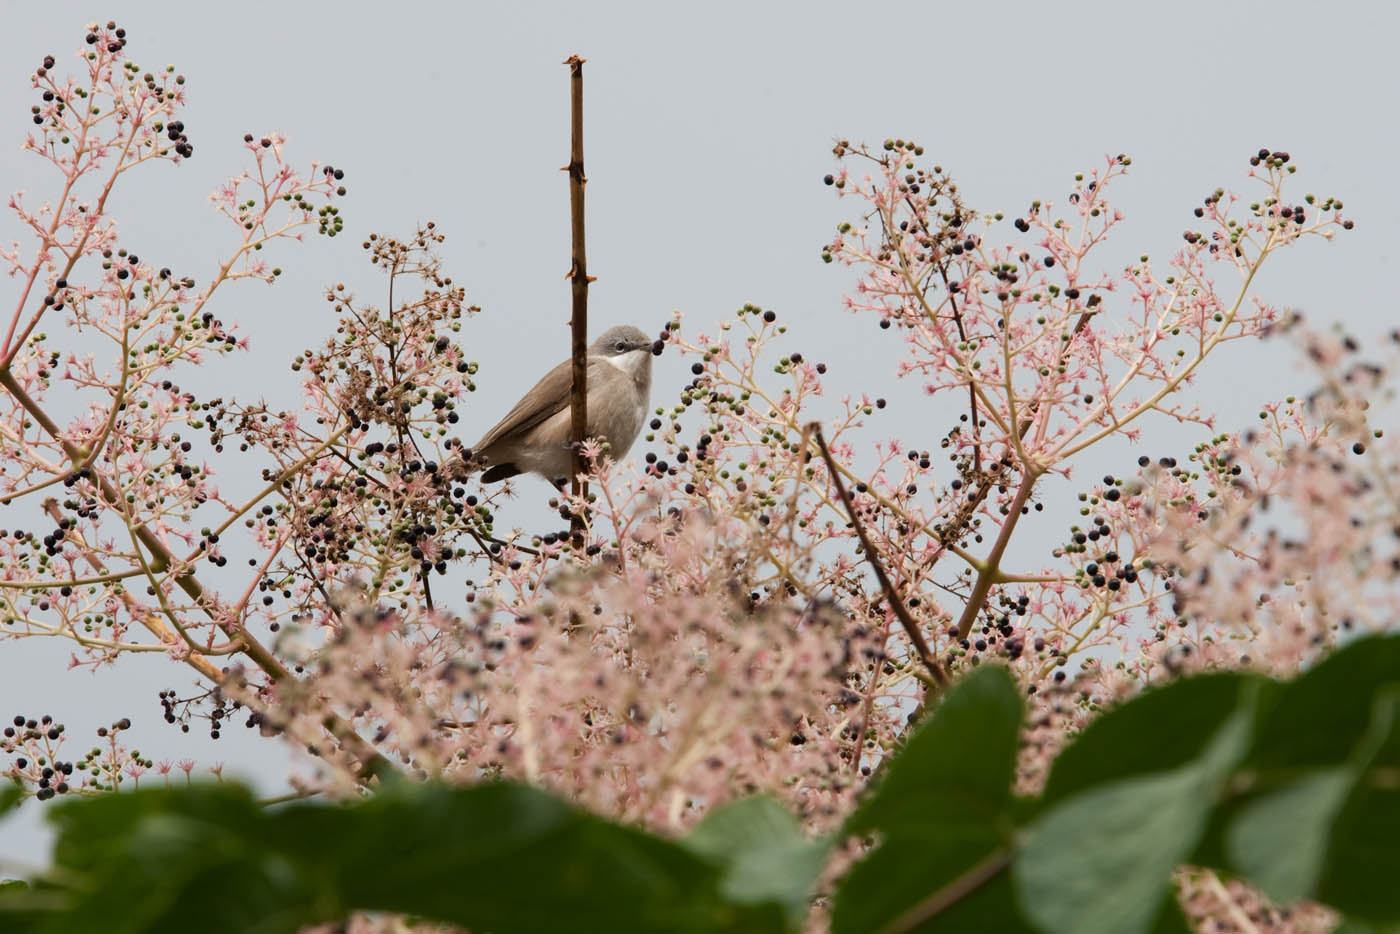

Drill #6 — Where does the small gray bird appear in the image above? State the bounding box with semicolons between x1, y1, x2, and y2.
466;324;655;484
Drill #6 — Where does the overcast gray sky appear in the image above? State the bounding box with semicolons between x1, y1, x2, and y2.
2;0;1394;864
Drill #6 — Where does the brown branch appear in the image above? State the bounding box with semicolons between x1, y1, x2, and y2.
808;423;946;688
947;310;1096;640
565;54;590;548
953;473;1037;640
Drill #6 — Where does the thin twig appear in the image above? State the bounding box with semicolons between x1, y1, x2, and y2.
899;190;982;471
466;527;543;561
257;788;323;807
808;423;946;687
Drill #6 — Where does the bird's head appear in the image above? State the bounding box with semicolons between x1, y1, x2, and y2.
590;325;653;357
591;324;655;384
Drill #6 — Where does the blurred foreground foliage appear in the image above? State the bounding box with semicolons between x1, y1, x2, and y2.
4;634;1400;934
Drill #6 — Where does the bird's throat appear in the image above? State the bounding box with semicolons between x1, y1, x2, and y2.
600;348;650;381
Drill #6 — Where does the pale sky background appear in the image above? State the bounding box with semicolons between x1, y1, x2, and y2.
1;0;1395;864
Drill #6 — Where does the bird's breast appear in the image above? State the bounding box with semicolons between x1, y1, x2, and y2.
586;373;646;458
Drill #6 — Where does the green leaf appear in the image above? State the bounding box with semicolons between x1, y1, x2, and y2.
0;877;45;934
28;781;789;934
282;781;783;934
1042;673;1251;805
42;786;331;934
1149;895;1193;934
1248;634;1400;771
46;782;264;875
832;832;1028;934
1225;767;1352;904
1333;918;1400;934
1317;691;1400;923
683;796;829;925
0;782;22;813
1016;700;1253;934
833;666;1025;932
847;665;1022;836
1220;672;1400;921
1197;638;1400;876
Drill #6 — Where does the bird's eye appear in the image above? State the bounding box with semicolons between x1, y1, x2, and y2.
615;341;625;351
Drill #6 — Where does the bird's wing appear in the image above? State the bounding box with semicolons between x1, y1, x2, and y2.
472;358;576;453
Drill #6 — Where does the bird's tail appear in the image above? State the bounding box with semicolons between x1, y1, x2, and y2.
444;446;518;484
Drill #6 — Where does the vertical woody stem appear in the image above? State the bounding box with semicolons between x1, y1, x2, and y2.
565;54;589;547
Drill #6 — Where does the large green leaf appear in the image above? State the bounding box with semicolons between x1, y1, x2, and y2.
1042;673;1252;805
832;830;1029;934
0;880;42;934
1216;651;1400;917
1333;918;1400;934
285;781;766;934
833;665;1024;932
1150;896;1193;934
682;796;830;926
1247;635;1400;771
847;665;1022;836
1225;768;1352;904
6;781;791;934
1015;702;1253;934
1316;691;1400;922
40;783;311;934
